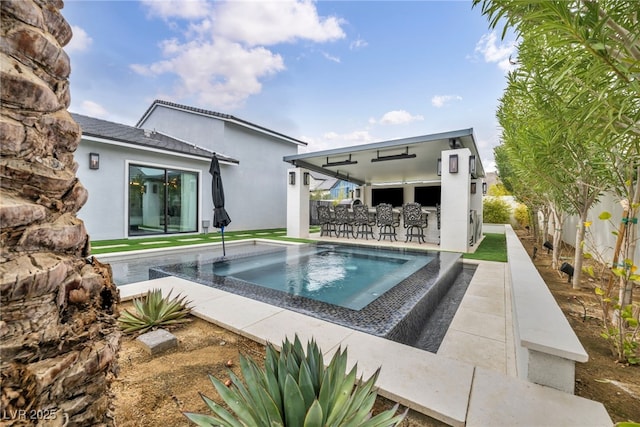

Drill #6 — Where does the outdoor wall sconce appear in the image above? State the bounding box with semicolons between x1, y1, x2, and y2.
560;262;574;283
482;182;488;195
289;171;296;185
470;182;477;194
89;152;100;170
355;188;361;198
436;158;442;176
449;154;459;173
469;155;476;176
303;172;310;186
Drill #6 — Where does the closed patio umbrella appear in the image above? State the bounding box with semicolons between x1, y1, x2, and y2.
210;154;231;256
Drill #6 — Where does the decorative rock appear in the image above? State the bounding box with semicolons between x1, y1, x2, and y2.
137;329;178;356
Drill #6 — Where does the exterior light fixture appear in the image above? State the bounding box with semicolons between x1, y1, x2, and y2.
303;172;310;186
89;152;100;170
449;154;458;173
323;154;357;167
437;158;442;176
355;188;361;198
482;182;488;195
469;155;476;177
560;262;574;283
289;171;296;185
470;182;476;194
371;147;416;162
543;241;553;253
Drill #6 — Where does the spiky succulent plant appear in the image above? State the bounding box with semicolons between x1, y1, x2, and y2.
184;335;406;426
118;288;192;334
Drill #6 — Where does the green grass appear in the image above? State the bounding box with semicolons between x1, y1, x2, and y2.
462;233;508;262
90;227;319;255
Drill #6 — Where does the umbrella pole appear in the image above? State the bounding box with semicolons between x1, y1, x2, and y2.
221;226;226;256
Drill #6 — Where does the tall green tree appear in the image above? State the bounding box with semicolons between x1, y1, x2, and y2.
475;0;639;291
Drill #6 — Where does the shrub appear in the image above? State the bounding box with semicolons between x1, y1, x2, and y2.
184;335;407;426
514;203;529;228
118;288;192;334
483;197;512;224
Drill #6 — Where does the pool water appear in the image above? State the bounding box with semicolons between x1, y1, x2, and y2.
205;246;432;310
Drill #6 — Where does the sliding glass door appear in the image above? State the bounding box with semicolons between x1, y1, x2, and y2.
128;164;198;236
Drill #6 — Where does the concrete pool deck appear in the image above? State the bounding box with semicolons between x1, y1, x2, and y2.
118;249;612;426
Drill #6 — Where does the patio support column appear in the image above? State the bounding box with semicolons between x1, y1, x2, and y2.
470;177;484;245
286;168;309;238
440;148;472;252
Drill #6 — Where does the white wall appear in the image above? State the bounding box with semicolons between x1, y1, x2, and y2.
557;191;639;266
137;106;301;233
440;148;472;252
76;140;210;240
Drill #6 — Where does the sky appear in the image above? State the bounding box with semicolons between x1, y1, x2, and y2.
62;0;517;172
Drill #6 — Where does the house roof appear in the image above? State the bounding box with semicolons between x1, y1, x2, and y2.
284;128;484;186
136;100;307;147
71;113;239;164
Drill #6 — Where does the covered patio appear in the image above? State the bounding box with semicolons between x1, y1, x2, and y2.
283;128;486;253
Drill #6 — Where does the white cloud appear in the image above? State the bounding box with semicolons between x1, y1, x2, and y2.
132;38;285;109
431;95;462;108
66;25;92;53
350;37;368;50
211;0;346;46
134;0;346;109
475;31;517;72
79;100;108;117
141;0;212;20
376;110;424;125
322;52;341;63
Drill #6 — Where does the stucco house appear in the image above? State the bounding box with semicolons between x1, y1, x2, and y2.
74;100;305;240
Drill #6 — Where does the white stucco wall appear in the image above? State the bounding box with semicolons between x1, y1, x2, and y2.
440;148;472;252
76;139;210;240
137;105;300;233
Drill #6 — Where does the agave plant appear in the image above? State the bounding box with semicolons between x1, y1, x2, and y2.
118;288;192;334
184;335;407;426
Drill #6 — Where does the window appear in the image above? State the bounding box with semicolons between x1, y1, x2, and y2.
128;164;198;236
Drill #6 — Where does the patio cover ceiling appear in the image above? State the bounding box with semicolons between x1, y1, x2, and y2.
283;128;485;186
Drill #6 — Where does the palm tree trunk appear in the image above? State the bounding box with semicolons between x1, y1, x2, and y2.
1;1;120;425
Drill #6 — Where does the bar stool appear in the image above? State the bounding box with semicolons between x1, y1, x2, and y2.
376;203;398;241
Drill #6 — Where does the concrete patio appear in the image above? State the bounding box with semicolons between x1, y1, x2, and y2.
116;232;612;426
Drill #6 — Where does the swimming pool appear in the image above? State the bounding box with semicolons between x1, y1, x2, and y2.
174;245;432;310
149;242;472;348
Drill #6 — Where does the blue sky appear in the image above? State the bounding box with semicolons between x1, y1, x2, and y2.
63;0;517;171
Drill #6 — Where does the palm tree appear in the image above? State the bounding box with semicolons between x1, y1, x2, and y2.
0;0;120;424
